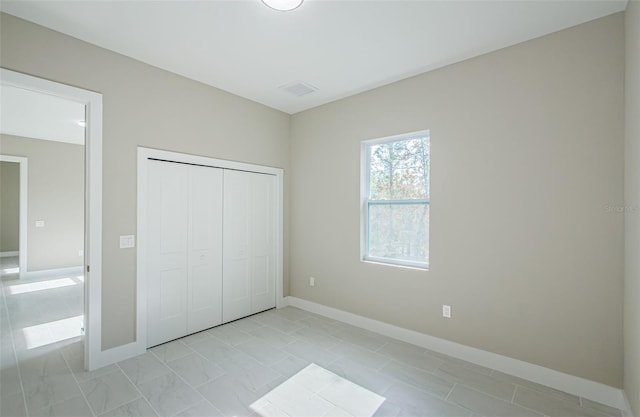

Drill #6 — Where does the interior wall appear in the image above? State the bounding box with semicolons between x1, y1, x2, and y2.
0;135;84;271
0;13;291;350
0;161;20;252
290;14;625;387
624;1;640;414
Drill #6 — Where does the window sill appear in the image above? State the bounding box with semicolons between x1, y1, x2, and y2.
362;258;429;271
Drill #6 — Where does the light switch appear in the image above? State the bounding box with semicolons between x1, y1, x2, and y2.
35;220;45;228
119;235;135;249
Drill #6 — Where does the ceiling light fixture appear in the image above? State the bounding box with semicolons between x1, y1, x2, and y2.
262;0;303;11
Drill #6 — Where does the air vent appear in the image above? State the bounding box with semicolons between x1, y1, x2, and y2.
279;81;318;97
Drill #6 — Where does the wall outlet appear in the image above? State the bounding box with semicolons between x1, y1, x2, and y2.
442;305;452;318
309;276;315;287
119;235;135;249
35;220;45;228
78;249;84;257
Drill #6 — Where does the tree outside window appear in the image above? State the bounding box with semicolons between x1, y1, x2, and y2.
363;132;430;269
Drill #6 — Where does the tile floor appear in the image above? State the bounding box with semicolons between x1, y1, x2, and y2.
0;257;625;417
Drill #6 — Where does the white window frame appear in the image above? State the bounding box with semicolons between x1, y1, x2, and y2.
361;130;430;270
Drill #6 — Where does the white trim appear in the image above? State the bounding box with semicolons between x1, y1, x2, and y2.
21;266;83;279
274;171;285;309
1;69;103;372
0;251;19;258
137;147;284;352
285;296;628;411
0;155;28;276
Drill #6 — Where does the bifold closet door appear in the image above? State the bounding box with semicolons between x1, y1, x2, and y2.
223;170;277;323
147;160;223;347
186;165;223;334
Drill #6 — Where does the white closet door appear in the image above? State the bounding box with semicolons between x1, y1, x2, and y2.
147;161;189;347
223;170;252;322
147;161;223;347
223;170;277;323
250;173;277;314
187;165;223;333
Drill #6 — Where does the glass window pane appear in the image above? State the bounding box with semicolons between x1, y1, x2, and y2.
369;136;430;200
368;203;429;264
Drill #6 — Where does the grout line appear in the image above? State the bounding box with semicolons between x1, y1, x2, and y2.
509;387;554;417
445;382;457;401
1;271;30;417
60;346;98;417
114;362;163;417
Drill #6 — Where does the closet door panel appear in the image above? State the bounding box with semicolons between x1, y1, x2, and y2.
250;173;276;314
187;165;223;333
147;161;189;347
222;170;251;323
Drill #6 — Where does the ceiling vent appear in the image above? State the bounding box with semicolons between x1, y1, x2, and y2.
279;81;318;97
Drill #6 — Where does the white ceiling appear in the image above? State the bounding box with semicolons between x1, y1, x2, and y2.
0;85;85;145
0;0;628;114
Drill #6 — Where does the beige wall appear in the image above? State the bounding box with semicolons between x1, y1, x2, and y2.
0;161;20;252
0;13;291;350
625;1;640;414
0;135;84;271
290;14;625;387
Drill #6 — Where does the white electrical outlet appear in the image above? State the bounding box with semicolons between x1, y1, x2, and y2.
309;276;315;287
119;235;135;249
442;305;452;318
78;249;84;257
35;220;45;228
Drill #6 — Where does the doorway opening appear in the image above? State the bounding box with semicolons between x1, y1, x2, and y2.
0;68;103;371
0;155;26;276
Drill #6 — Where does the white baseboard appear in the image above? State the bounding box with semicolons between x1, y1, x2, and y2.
21;266;83;279
0;251;18;258
284;296;628;412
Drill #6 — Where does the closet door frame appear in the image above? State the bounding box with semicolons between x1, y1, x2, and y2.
137;147;284;351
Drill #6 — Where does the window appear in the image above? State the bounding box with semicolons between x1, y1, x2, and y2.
362;131;430;269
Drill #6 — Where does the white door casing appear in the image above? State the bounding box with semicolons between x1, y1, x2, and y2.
138;147;284;351
141;148;281;348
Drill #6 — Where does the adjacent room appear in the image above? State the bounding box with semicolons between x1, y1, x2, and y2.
0;1;638;417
